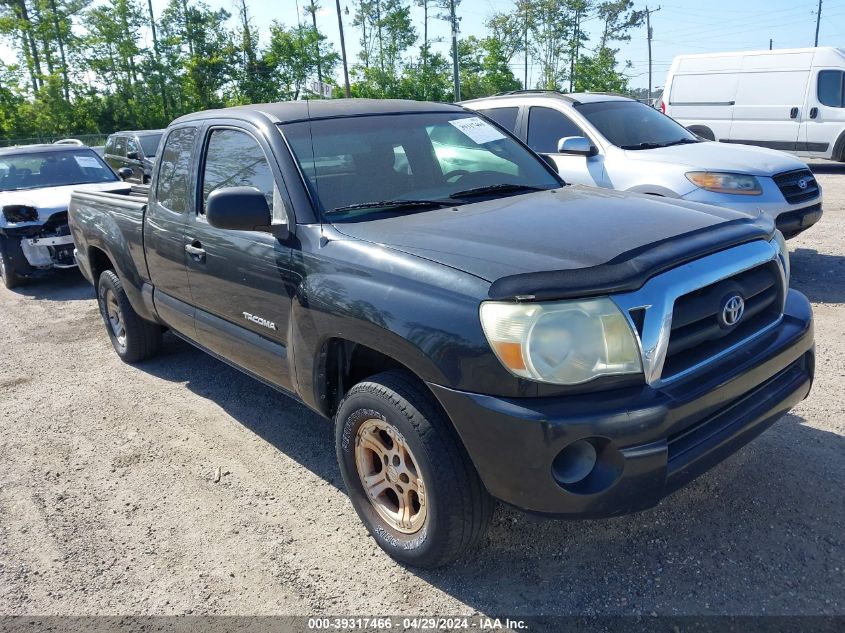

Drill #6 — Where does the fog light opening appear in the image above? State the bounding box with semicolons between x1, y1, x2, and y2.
552;439;597;485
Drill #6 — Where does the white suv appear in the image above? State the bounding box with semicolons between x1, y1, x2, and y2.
462;91;823;238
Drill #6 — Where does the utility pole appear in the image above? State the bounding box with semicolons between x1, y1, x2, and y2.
335;0;351;97
307;0;322;85
815;0;822;46
523;3;529;89
450;0;460;101
769;38;773;50
645;6;661;105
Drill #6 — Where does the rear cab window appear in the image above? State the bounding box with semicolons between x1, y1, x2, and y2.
155;127;197;213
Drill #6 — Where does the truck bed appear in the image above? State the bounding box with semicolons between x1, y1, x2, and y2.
68;183;151;289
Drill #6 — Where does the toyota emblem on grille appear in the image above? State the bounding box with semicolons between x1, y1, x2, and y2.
720;294;745;328
798;178;808;189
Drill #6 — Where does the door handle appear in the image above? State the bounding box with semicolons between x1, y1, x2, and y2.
789;107;799;119
810;107;819;119
185;241;206;262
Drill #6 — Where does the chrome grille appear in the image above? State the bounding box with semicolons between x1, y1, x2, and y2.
661;262;784;379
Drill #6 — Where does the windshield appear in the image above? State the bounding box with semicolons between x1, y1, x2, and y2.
139;133;163;158
0;148;118;192
575;101;699;149
281;112;561;221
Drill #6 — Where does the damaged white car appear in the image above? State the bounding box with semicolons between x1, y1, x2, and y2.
0;144;120;289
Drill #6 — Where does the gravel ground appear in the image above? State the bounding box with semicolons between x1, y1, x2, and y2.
0;162;843;617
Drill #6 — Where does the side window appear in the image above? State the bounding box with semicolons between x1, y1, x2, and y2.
156;127;197;214
527;107;586;154
114;136;127;157
477;107;519;133
201;128;275;215
818;70;844;108
105;137;114;155
126;138;139;157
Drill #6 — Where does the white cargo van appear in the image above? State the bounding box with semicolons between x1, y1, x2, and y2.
661;47;845;162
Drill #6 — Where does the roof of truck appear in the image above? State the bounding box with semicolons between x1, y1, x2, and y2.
171;99;465;126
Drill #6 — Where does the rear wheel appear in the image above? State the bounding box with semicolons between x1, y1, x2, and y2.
97;270;162;363
335;371;493;568
0;237;23;289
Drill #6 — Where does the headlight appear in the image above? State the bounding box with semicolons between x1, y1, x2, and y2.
479;298;643;385
686;171;762;195
2;205;38;223
773;229;790;283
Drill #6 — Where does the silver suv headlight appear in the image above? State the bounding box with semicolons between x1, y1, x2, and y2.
773;229;790;284
479;298;643;385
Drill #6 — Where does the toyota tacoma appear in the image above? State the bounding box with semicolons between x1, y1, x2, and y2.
68;100;815;567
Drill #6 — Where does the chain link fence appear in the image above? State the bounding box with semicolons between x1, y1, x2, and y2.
0;133;108;148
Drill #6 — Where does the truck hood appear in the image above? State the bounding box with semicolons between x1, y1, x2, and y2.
0;182;121;225
622;141;807;176
330;186;757;282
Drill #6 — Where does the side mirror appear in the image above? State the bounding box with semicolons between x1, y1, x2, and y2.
557;136;597;157
207;186;287;238
116;167;133;181
539;154;559;173
126;150;140;160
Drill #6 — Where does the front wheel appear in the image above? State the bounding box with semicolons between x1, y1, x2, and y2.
0;237;23;289
97;270;162;363
335;371;493;568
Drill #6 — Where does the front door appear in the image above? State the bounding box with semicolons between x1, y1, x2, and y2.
525;106;607;188
184;124;296;391
801;68;845;160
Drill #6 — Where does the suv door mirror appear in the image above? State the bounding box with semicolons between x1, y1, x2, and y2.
206;186;278;235
116;167;133;181
557;136;597;157
539;154;559;173
126;150;140;160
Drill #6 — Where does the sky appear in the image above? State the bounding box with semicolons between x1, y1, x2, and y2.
254;0;845;91
2;0;844;92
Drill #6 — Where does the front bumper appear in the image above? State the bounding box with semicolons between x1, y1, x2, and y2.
429;290;814;517
681;185;822;239
774;203;823;239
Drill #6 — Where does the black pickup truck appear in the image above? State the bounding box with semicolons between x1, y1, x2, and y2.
69;100;814;567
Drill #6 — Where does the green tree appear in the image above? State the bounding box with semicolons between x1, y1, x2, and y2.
573;46;630;93
264;21;337;101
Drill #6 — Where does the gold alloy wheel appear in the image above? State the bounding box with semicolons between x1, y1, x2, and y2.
354;418;427;534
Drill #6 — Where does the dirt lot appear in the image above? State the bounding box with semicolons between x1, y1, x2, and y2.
1;163;844;618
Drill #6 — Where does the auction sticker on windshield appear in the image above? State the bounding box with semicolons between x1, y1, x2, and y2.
74;155;103;169
449;117;506;144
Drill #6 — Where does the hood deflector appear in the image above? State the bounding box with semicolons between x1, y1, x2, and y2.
487;215;775;301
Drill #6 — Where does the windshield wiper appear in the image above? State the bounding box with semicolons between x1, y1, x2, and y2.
619;142;665;150
663;138;700;147
449;183;547;199
327;199;454;214
620;138;700;150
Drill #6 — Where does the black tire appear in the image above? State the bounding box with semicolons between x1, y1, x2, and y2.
335;370;493;568
0;237;23;289
97;269;162;363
